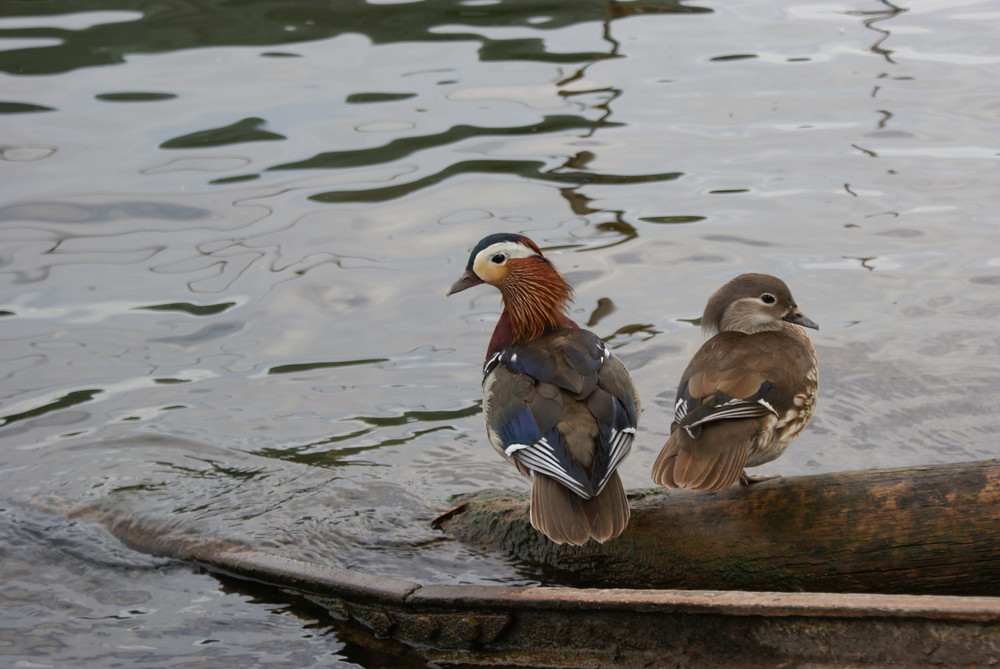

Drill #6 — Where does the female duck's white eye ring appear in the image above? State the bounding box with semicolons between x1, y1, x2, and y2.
761;293;776;305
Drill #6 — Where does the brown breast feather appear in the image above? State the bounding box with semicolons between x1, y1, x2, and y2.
654;329;815;490
684;330;812;418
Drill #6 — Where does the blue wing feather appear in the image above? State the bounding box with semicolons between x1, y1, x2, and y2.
495;405;543;449
484;329;638;500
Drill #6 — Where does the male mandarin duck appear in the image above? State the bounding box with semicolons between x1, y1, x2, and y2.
447;233;640;545
651;273;818;491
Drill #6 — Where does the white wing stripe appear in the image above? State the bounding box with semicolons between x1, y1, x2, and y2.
507;437;592;498
517;453;589;497
674;397;688;424
504;443;530;457
597;428;634;492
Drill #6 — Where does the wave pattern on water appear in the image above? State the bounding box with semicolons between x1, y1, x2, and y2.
0;0;999;665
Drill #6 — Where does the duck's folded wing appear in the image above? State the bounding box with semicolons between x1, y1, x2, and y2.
675;380;777;439
673;332;788;439
587;352;639;491
483;329;638;499
484;365;592;498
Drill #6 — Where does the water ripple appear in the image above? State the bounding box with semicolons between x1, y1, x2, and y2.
267;358;390;376
310;158;682;203
270;114;613;172
0;0;997;662
134;302;237;317
0;0;710;75
1;389;102;428
160;117;285;149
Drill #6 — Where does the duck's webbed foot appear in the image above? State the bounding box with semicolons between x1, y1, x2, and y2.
739;471;781;486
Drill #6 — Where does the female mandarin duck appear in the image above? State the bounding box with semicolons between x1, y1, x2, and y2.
447;233;640;545
651;273;818;491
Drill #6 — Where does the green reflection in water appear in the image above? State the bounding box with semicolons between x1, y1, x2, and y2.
0;389;102;428
640;215;707;224
267;359;391;375
311;159;682;203
156;458;267;490
258;426;455;468
160;117;285;149
253;403;481;468
135;302;236;316
586;297;616;328
271;115;616;172
95;92;178;102
710;53;758;62
603;323;660;347
0;0;710;76
345;92;417;104
355;404;482;427
209;174;261;185
0;101;55;114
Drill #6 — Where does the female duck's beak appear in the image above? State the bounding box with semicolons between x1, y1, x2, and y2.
446;269;483;296
783;310;819;330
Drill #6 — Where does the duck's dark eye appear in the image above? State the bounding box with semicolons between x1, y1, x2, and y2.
491;254;505;264
761;293;777;304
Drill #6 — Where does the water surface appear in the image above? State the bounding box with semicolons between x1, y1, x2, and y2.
1;0;998;666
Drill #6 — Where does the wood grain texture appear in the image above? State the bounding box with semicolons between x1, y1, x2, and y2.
435;459;1000;595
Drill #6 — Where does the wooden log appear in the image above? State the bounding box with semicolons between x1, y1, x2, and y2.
434;459;1000;596
47;468;1000;666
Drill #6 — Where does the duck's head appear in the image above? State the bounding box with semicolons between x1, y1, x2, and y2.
447;233;575;346
702;273;819;336
446;233;551;296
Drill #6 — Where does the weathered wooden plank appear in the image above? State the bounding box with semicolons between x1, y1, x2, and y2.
199;552;1000;667
51;469;1000;667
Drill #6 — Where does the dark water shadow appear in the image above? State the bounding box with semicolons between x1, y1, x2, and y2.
208;571;438;668
0;0;711;76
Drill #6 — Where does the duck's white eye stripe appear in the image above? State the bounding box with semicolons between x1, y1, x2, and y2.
476;241;536;265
